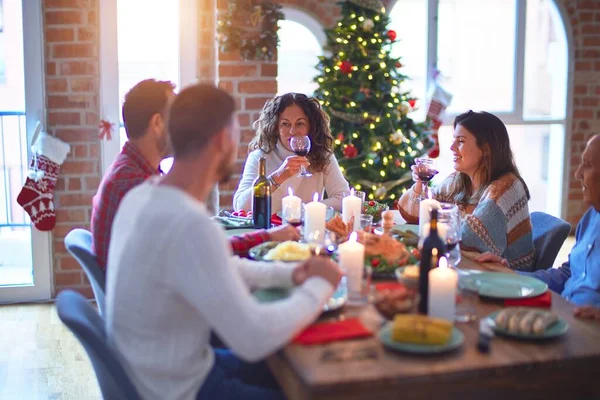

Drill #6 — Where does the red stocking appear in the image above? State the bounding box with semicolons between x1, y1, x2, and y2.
16;132;70;231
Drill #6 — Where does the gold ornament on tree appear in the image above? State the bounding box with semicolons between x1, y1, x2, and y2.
389;130;404;145
398;101;410;115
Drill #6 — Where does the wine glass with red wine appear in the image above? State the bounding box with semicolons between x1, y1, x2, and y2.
413;158;438;202
438;203;462;266
282;203;303;228
289;136;312;177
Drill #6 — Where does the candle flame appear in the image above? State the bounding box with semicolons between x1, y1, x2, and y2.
288;187;294;197
350;188;355;196
313;192;319;202
349;231;358;243
439;256;448;269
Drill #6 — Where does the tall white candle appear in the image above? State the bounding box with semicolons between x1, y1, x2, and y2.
281;187;302;223
419;199;440;237
304;192;326;242
428;257;457;322
338;232;365;294
342;188;362;232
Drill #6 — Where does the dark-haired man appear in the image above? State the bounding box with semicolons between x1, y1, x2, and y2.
91;79;297;269
106;84;342;399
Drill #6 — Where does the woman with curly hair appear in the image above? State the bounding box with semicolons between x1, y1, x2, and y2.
234;93;349;213
398;110;535;271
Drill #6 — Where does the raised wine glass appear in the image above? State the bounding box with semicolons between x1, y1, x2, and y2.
413;158;438;203
289;136;312;177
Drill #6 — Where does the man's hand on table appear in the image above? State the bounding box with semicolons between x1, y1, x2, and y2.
268;224;301;242
475;252;510;267
292;257;343;288
574;306;600;321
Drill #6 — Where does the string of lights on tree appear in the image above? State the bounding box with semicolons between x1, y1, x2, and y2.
314;0;433;205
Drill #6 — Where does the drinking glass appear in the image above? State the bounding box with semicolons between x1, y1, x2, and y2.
455;271;479;323
344;265;373;306
281;202;303;228
438;203;462;266
343;189;366;202
306;230;337;257
412;158;439;203
360;215;373;233
289;136;312;177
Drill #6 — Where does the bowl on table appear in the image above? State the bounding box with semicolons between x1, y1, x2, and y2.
373;285;419;320
363;201;389;222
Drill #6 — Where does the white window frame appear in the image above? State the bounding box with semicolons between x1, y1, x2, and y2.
281;7;327;47
0;0;52;303
418;0;572;218
99;0;198;173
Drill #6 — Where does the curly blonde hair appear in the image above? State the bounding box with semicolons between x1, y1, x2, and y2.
249;93;334;173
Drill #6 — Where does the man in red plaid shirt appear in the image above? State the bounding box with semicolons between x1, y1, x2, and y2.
91;79;298;269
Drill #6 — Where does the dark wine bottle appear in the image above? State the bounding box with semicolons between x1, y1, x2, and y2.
418;209;448;314
252;157;272;229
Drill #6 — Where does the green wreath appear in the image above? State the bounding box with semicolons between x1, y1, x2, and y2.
217;0;284;61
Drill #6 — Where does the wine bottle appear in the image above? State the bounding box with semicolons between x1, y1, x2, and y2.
418;208;448;314
252;157;272;229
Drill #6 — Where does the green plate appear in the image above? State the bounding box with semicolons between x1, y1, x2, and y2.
374;224;419;236
379;323;464;354
462;272;548;299
486;310;568;340
224;228;260;237
253;286;347;312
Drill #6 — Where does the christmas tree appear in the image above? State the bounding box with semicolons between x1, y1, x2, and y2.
314;0;432;205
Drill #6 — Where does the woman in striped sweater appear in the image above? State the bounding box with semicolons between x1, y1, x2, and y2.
398;110;535;271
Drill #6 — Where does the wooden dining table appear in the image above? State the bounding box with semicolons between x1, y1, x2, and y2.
267;251;600;399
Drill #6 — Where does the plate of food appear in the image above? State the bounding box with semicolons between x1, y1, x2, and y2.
249;241;311;262
363;200;389;222
253;284;347;312
379;315;464;354
373;285;419;320
486;308;568;340
374;225;420;247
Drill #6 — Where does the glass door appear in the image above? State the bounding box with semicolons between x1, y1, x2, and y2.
0;0;52;302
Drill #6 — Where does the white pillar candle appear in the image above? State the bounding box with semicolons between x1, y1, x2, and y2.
338;232;365;294
419;199;440;236
428;257;457;322
304;192;326;242
342;188;362;232
281;187;302;222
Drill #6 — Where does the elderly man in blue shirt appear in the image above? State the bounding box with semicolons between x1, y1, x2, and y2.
476;133;600;320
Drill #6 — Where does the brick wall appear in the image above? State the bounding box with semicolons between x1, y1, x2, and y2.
42;0;599;297
558;0;600;227
44;0;100;298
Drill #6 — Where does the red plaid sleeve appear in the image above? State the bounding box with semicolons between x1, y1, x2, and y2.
229;230;271;257
91;170;148;269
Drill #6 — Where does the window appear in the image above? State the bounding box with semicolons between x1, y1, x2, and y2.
389;0;569;217
100;0;197;174
277;9;324;96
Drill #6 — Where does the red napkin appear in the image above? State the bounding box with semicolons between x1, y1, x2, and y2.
293;318;373;345
504;291;552;309
374;282;406;292
271;214;282;226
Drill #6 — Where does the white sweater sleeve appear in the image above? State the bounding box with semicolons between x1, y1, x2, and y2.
321;155;349;212
172;219;333;362
233;151;259;212
234;256;296;289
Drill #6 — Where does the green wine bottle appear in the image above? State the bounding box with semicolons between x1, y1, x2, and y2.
252;157;272;229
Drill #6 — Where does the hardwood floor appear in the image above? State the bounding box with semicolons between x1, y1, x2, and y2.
0;303;101;400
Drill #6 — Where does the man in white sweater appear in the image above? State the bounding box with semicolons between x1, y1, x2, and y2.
105;84;342;400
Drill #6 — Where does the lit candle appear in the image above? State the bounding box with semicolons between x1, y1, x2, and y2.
281;187;302;223
342;188;362;231
338;231;365;297
419;199;440;237
304;192;326;242
428;257;457;322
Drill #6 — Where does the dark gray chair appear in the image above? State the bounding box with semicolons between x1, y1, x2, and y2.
531;212;572;270
56;290;141;400
64;229;106;315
